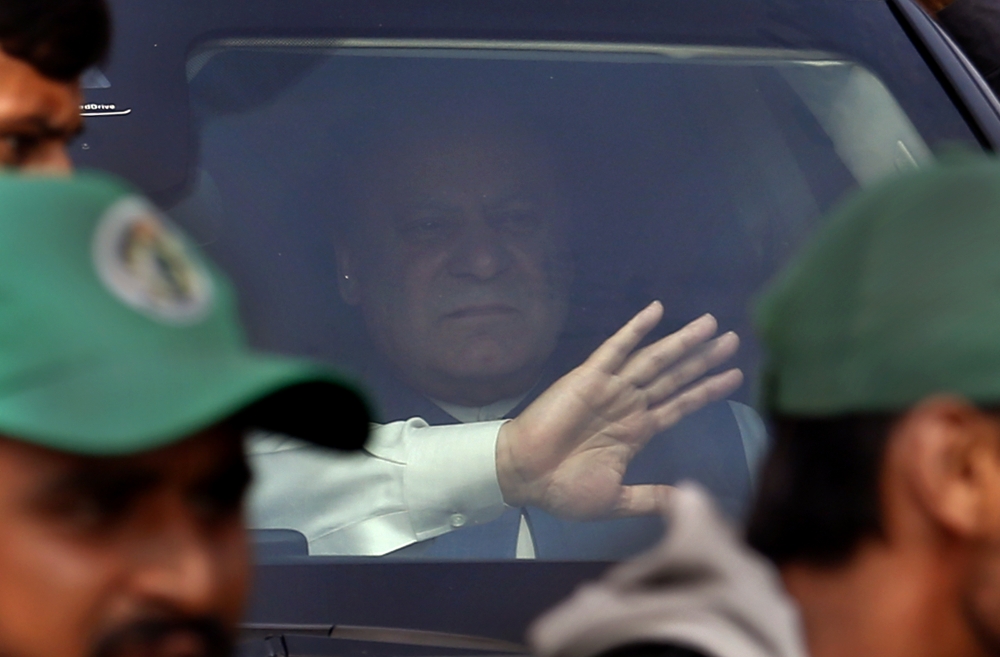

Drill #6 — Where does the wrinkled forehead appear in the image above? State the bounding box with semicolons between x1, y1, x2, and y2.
354;114;570;219
376;122;558;178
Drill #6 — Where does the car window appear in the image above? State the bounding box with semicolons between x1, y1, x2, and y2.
156;40;977;561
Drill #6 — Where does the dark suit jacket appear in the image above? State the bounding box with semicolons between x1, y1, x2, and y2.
363;362;751;560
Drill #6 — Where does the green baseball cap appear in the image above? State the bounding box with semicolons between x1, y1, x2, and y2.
756;152;1000;416
0;171;370;455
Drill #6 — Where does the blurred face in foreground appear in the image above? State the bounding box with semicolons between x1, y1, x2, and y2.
0;426;250;657
338;124;573;406
780;399;1000;657
0;49;81;173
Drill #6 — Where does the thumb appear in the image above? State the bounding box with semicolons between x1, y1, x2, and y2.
611;484;676;517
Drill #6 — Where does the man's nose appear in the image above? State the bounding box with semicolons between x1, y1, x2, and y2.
447;216;513;280
127;508;224;616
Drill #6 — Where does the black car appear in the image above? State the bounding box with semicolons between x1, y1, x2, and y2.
80;1;998;655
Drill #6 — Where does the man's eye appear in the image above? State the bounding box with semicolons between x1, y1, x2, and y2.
40;492;132;533
188;487;244;522
398;216;457;242
189;462;250;522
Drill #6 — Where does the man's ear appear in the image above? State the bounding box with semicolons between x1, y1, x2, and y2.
894;396;1000;539
334;242;362;306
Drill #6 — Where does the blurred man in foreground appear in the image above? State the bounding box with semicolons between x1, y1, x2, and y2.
531;153;1000;657
0;172;369;657
0;0;109;172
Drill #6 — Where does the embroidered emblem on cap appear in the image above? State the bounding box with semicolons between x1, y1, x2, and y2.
92;197;213;324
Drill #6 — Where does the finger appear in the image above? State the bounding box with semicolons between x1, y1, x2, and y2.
651;368;744;431
643;331;740;404
620;314;721;387
611;484;676;517
585;301;665;373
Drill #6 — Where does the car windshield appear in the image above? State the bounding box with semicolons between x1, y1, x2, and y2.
136;39;975;562
79;0;989;650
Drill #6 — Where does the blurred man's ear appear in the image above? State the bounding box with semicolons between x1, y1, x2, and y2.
334;242;362;305
891;396;1000;539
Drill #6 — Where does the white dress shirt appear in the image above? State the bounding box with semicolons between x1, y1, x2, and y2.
248;391;534;557
430;396;537;558
247;400;766;558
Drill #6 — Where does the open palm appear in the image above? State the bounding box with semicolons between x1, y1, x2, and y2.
497;301;743;519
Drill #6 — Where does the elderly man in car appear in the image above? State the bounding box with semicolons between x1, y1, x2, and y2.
250;107;760;559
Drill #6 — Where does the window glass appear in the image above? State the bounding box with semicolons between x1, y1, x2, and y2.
172;42;975;560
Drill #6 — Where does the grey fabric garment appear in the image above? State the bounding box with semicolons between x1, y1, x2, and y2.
528;483;807;657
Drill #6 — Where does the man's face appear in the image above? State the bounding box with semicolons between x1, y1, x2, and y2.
341;127;573;406
0;426;250;657
0;49;82;173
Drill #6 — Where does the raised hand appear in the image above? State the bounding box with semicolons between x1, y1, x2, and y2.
496;301;743;519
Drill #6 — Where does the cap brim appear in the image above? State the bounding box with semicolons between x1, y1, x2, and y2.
0;353;370;455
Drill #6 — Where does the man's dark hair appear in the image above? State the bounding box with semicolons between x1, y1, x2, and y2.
746;413;897;566
0;0;110;82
